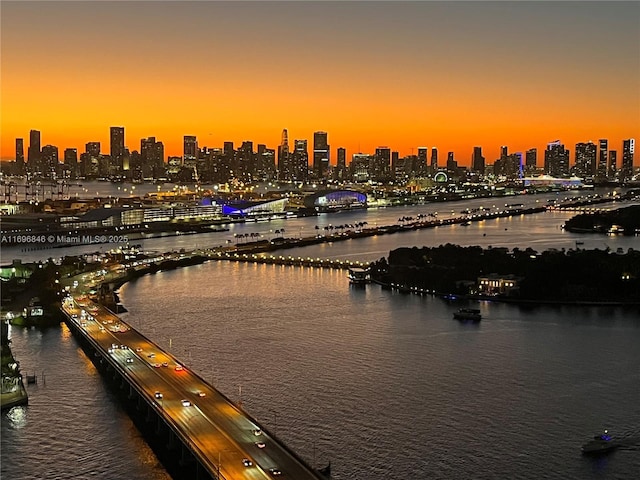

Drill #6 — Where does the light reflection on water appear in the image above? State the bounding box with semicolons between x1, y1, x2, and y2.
118;262;640;480
2;190;639;480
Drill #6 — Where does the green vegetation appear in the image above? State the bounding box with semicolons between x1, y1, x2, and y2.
563;204;640;235
374;244;640;303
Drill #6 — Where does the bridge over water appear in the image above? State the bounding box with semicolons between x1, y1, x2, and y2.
61;295;327;480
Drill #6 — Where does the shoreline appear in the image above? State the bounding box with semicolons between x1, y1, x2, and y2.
373;280;640;307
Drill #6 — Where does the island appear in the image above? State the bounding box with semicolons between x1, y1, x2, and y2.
371;244;640;305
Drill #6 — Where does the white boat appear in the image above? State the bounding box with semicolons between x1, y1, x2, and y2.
348;267;371;284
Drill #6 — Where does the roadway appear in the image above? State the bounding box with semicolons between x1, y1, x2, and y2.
62;295;323;480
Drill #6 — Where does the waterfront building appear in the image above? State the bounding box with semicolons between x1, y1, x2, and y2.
544;140;570;177
110;126;125;174
303;189;366;212
221;198;288;218
597;139;608;179
525;148;537;175
477;274;521;297
621;139;635;182
313;131;329;180
574;141;596;178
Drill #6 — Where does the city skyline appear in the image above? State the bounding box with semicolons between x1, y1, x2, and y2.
2;1;639;164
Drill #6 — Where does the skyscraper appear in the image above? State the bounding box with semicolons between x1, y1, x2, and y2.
621;139;635;182
373;146;391;181
544;140;569;177
608;150;617;179
336;147;347;181
41;145;59;178
525;148;537;174
28;129;41;173
183;135;198;168
430;148;438;173
574;142;597;178
110;126;125;173
313;131;329;179
277;129;290;181
417;147;428;175
472;146;485;174
64;148;78;178
597;139;608;178
293;139;309;182
446;152;457;172
15;138;25;174
141;137;164;178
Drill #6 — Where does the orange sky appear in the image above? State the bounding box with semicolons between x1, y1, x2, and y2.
2;2;638;165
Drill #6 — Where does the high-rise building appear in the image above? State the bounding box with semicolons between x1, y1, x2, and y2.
110;126;125;173
525;148;537;174
28;129;41;173
183;135;198;168
621;139;635;182
430;148;438;173
141;137;164;178
417;147;428;175
83;142;101;177
373;146;391;181
336;147;347;181
64;148;78;178
597;139;608;178
41;145;59;178
472;146;485;174
86;142;101;158
15;138;25;174
574;142;597;178
313;131;329;179
293;139;309;182
608;150;617;179
277;129;291;181
544;140;569;177
351;153;373;182
446;152;457;172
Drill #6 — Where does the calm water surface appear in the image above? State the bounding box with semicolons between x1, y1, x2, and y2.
3;191;640;479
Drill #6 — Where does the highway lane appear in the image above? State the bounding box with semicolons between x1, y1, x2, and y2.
62;295;322;480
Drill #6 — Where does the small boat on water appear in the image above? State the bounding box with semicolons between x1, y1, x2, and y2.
348;267;371;284
581;430;619;455
453;308;481;321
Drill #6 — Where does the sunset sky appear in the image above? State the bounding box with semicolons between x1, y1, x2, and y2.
1;1;638;166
